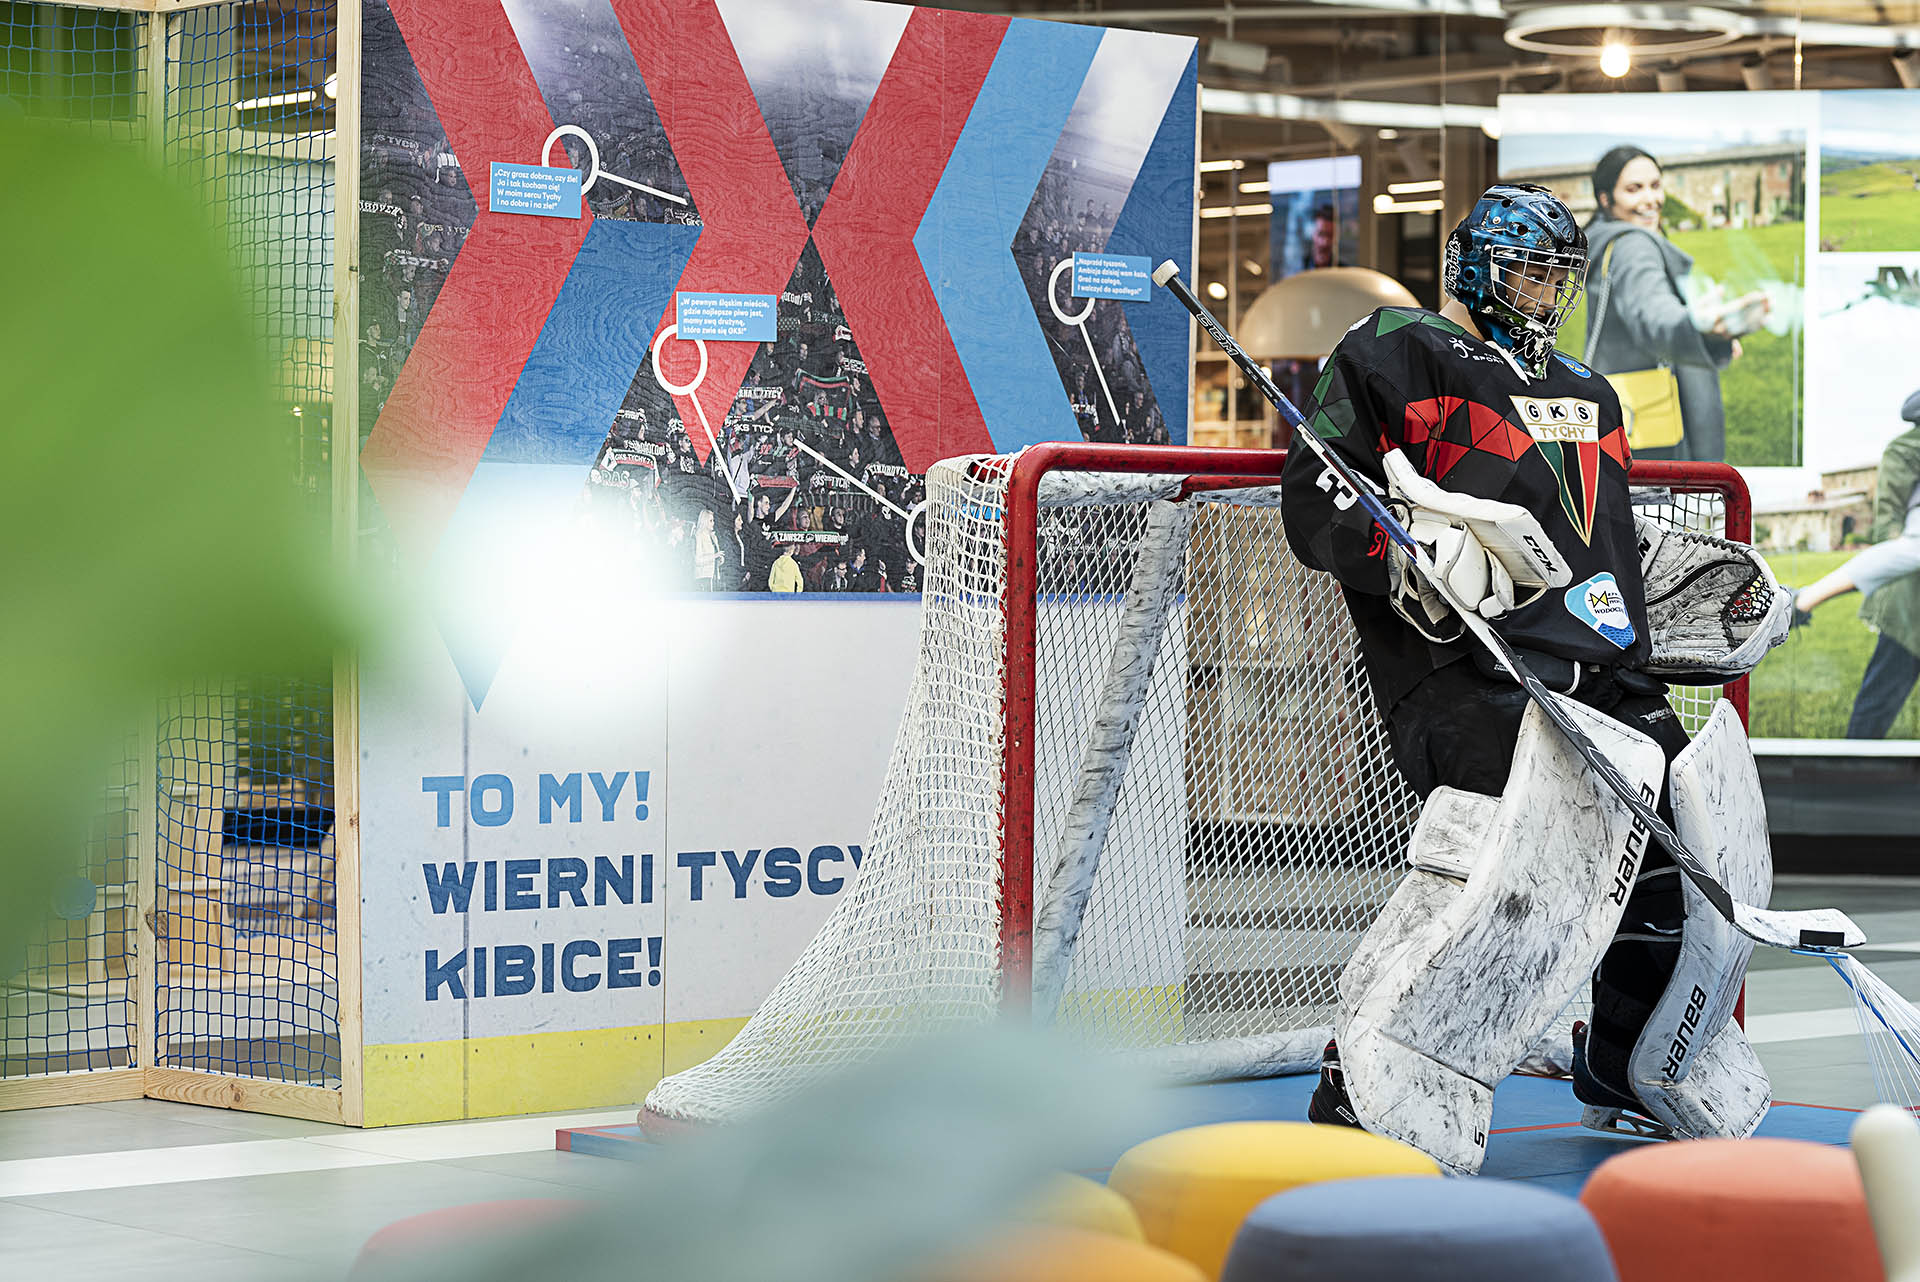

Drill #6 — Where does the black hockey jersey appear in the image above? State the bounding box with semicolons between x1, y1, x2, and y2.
1280;306;1651;711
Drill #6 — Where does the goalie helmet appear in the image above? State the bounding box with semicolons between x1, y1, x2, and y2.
1443;184;1587;379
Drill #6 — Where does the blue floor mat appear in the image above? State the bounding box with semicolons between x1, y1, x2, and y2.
559;1073;1856;1194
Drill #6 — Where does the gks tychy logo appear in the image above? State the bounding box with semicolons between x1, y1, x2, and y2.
1566;572;1636;648
1511;394;1605;545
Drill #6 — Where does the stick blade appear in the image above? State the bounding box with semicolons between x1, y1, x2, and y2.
1734;903;1865;950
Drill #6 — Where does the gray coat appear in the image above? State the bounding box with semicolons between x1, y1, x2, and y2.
1583;216;1737;462
1861;426;1920;658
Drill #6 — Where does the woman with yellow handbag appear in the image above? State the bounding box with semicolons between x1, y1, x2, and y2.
1583;146;1767;463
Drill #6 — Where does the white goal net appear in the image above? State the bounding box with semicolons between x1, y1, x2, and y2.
642;446;1745;1130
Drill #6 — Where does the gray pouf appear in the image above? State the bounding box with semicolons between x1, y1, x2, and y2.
1220;1175;1618;1282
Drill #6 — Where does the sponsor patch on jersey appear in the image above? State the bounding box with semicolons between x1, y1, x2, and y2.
1510;394;1602;442
1555;353;1594;378
1566;572;1637;648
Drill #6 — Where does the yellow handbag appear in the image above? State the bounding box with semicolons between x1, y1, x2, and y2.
1587;239;1686;451
1606;366;1685;451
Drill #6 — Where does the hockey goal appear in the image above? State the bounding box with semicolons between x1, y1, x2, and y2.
643;444;1751;1130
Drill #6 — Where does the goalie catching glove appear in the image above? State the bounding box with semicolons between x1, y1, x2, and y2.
1635;515;1792;683
1381;449;1573;641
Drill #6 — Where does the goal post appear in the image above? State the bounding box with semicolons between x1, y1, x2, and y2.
641;444;1751;1132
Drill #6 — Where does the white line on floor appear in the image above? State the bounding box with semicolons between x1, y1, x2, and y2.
0;1107;634;1199
1746;1006;1864;1046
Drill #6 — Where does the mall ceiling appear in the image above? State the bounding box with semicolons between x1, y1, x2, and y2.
956;1;1920;160
242;1;1920;228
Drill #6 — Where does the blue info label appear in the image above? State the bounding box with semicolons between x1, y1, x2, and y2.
676;292;778;342
488;162;583;218
1071;252;1153;301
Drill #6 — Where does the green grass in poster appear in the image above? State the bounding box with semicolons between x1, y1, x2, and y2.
1751;549;1920;739
1558;222;1801;466
1820;160;1920;252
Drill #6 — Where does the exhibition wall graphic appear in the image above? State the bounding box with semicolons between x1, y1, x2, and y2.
360;0;1197;691
1501;90;1920;739
356;0;1198;1121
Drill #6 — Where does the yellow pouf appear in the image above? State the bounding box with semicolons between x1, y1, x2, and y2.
1108;1121;1441;1279
915;1225;1206;1282
1015;1172;1146;1241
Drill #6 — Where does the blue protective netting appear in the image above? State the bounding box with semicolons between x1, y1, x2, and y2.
0;2;341;1092
0;750;138;1077
0;2;141;132
0;4;143;1083
155;2;338;1087
157;682;338;1084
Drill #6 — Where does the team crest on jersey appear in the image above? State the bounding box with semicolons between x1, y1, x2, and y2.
1566;573;1636;648
1510;395;1605;544
1555;353;1594;378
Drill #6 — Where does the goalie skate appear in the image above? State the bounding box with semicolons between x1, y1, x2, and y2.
1572;1021;1676;1141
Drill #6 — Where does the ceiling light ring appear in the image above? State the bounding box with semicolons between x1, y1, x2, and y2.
1505;5;1746;58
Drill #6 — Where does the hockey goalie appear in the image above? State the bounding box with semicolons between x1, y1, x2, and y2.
1277;183;1793;1175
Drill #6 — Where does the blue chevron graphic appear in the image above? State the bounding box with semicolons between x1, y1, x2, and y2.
1103;48;1198;441
482;219;698;464
433;217;699;706
915;18;1101;455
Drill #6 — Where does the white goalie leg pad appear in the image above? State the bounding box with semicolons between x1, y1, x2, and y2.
1337;695;1667;1176
1621;699;1773;1140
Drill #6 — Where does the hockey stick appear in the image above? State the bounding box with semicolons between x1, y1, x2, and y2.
1153;261;1861;954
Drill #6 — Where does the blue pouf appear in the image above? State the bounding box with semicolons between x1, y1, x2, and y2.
1220;1175;1618;1282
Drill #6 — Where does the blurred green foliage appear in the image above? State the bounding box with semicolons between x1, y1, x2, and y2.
352;1028;1160;1282
0;115;343;975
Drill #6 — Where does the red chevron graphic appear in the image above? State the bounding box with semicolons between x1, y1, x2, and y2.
362;0;588;565
610;0;813;463
810;7;1006;473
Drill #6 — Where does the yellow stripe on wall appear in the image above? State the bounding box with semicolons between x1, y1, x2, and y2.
363;1016;749;1126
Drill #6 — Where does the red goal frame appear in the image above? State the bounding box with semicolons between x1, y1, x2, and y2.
995;443;1754;1011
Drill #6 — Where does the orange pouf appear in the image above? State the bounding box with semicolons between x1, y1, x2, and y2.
915;1225;1206;1282
1581;1138;1885;1282
347;1198;586;1280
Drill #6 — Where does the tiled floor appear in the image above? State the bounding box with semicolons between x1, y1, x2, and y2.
2;874;1914;1280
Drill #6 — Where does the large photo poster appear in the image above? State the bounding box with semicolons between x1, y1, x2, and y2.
1499;92;1807;470
1499;90;1919;740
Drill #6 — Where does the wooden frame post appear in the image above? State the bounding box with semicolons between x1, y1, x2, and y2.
332;0;365;1126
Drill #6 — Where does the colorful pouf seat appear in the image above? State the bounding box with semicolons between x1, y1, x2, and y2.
1106;1121;1440;1278
1219;1175;1618;1282
346;1198;586;1280
1017;1172;1146;1241
915;1225;1206;1282
1581;1137;1884;1282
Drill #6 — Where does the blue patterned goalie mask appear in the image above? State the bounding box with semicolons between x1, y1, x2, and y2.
1443;183;1587;378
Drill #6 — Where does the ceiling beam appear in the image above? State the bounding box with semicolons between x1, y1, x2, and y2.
967;1;1504;24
